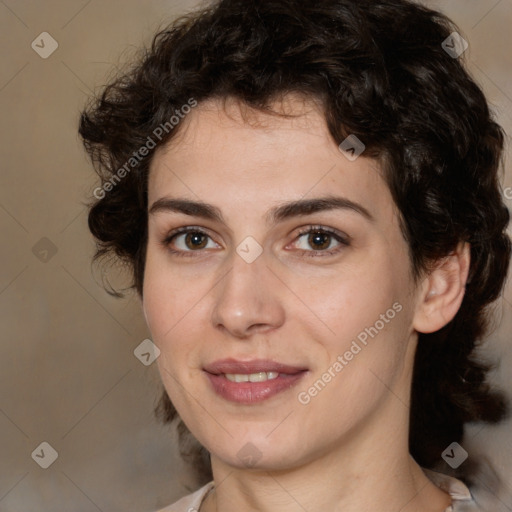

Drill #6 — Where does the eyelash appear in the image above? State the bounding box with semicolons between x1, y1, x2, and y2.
161;225;350;258
291;225;350;258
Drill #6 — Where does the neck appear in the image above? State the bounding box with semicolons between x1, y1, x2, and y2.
203;427;451;512
202;392;451;512
201;341;451;512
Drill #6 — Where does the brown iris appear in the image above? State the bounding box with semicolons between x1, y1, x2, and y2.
308;231;331;250
185;232;208;250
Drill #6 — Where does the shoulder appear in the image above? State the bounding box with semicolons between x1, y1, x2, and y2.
423;468;479;511
157;471;479;511
154;481;214;512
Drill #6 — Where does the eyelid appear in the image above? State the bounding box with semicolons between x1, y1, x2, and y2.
286;224;350;256
162;225;216;243
161;226;222;254
291;224;350;244
161;224;350;258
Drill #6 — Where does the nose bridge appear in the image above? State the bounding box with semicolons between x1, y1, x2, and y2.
211;248;284;337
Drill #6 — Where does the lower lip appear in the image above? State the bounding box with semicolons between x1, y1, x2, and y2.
205;372;307;404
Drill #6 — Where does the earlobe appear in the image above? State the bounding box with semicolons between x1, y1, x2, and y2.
413;242;471;334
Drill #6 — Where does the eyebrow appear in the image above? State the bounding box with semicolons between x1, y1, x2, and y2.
148;195;374;224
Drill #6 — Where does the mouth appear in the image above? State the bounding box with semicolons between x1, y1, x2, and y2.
203;358;308;404
224;371;279;383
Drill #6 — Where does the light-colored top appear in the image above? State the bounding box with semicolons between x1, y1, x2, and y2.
155;468;477;511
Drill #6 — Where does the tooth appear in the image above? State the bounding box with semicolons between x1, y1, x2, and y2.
224;372;281;382
249;372;267;382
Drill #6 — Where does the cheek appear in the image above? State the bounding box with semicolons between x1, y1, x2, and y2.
295;299;412;435
142;262;205;415
142;248;208;339
294;260;401;341
293;254;413;393
142;251;217;391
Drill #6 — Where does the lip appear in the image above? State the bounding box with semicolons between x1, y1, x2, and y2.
204;358;308;404
204;358;307;375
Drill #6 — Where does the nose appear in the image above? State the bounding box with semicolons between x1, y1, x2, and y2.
211;250;286;339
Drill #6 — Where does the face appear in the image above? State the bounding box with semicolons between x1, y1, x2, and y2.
142;95;422;471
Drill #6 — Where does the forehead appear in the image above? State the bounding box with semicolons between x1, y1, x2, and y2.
147;95;394;224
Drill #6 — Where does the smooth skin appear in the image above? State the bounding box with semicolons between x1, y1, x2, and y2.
141;94;470;512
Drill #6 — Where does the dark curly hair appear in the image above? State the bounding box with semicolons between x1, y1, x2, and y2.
79;0;511;484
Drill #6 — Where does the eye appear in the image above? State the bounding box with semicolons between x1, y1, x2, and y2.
291;226;349;256
162;227;220;255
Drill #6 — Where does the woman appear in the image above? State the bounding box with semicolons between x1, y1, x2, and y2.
79;0;511;510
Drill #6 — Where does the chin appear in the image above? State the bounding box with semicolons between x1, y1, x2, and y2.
207;433;306;472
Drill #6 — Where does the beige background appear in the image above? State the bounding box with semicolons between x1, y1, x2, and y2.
0;1;511;511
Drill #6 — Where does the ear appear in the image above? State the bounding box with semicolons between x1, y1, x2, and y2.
413;242;471;334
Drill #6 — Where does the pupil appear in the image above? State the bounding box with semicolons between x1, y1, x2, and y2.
186;232;207;249
308;232;330;250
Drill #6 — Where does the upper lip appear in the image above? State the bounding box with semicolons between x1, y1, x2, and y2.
203;358;307;375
